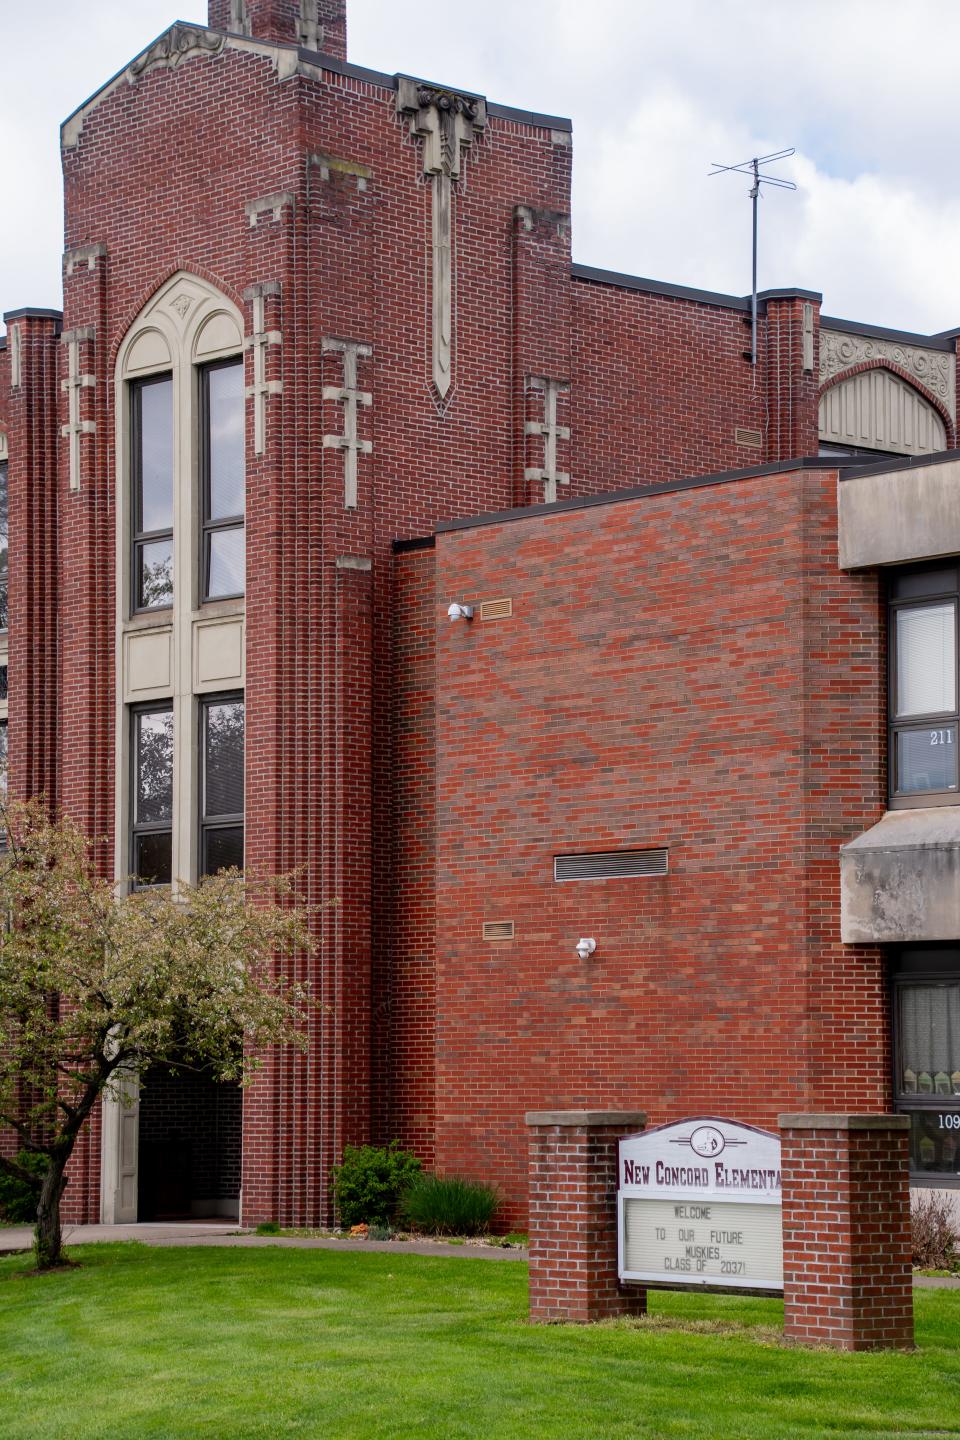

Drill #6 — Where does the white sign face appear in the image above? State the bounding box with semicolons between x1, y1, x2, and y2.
618;1117;783;1291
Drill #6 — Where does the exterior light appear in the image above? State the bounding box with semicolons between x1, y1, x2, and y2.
447;602;474;621
575;938;596;960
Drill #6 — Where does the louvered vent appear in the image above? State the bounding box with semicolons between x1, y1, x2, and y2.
735;426;762;449
554;849;669;882
480;598;513;621
483;920;515;941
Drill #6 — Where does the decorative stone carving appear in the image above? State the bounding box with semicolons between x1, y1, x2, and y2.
230;0;251;34
61;327;97;494
820;328;955;420
323;338;373;509
127;25;225;82
243;284;283;457
398;77;487;403
9;324;21;390
525;377;570;504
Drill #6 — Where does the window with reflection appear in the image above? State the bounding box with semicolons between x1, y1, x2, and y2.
131;376;174;611
200;694;244;876
201;361;245;601
0;458;8;632
890;565;960;804
895;962;960;1182
131;706;173;885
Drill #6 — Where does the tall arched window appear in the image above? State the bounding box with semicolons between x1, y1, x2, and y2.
114;273;246;889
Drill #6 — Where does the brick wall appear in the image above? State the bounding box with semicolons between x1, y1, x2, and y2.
781;1114;913;1350
428;465;888;1227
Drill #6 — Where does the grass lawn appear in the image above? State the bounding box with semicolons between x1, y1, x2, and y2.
1;1246;959;1439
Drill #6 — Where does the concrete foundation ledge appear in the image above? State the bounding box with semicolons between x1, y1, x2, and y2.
778;1113;911;1130
525;1110;648;1127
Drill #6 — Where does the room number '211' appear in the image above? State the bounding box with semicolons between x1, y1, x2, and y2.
930;730;954;745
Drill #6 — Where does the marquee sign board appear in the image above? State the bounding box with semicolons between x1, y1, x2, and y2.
618;1118;783;1292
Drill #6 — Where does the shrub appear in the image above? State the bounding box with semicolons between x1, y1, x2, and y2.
331;1142;421;1228
255;1220;281;1236
400;1173;499;1236
0;1151;48;1224
912;1190;959;1270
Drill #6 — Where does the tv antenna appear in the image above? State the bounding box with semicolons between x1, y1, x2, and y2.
709;148;796;367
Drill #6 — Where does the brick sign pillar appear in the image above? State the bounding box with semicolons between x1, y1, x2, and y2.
779;1114;913;1351
526;1109;647;1323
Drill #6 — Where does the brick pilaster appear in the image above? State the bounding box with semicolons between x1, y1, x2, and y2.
526;1109;647;1323
780;1113;913;1351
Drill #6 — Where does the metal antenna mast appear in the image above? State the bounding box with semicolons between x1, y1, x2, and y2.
709;148;796;367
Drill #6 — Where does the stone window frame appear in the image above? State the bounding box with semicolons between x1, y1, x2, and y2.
114;273;246;893
888;562;960;809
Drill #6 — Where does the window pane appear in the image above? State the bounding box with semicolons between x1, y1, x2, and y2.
136;378;173;533
0;666;7;702
897;726;958;795
896;603;955;716
206;526;245;600
138;538;173;609
203;825;244;876
899;985;960;1092
204;700;244;817
136;709;173;824
906;1111;960;1176
207;364;244;521
134;830;172;887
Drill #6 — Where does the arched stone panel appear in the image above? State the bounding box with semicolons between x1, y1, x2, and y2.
819;366;948;456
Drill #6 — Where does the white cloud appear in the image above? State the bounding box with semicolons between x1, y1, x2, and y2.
5;0;960;332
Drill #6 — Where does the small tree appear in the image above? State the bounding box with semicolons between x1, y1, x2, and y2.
0;798;312;1270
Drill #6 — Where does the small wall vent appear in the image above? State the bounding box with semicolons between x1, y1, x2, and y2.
483;920;515;941
480;598;513;621
554;849;669;882
735;426;763;449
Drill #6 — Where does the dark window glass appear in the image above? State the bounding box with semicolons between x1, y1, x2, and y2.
202;361;244;602
0;459;8;632
200;695;244;876
132;706;173;886
202;825;244;876
0;666;7;702
132;376;174;611
895;977;960;1181
890;569;960;804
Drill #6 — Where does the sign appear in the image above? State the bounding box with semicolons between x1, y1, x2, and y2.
618;1117;783;1291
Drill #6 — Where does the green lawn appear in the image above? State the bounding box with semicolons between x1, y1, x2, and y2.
1;1246;959;1439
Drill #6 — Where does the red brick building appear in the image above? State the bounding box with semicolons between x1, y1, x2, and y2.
2;0;959;1228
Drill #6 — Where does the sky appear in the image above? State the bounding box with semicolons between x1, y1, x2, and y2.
4;0;960;334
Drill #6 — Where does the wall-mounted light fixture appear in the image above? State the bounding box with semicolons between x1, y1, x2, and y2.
575;938;597;961
447;602;474;621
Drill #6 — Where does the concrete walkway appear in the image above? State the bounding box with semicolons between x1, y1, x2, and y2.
0;1222;527;1262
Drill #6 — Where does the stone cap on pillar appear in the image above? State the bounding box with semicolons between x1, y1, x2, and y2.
525;1110;647;1127
778;1113;911;1130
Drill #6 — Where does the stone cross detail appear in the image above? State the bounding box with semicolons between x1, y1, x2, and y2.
397;78;486;402
244;289;283;456
60;329;97;493
322;338;372;509
525;377;570;503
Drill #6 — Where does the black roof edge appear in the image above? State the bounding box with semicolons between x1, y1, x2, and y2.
837;446;960;481
571;265;819;312
820;313;956;353
393;534;436;554
434;457;836;536
3;307;63;324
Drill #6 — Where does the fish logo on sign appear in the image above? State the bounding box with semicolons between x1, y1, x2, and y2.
671;1124;747;1159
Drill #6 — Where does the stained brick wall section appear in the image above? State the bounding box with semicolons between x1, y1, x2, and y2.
429;466;888;1229
780;1114;913;1351
527;1110;647;1323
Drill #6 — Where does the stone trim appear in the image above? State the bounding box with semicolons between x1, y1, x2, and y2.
245;192;296;227
322;337;373;509
779;1113;911;1130
243;287;283;456
820;326;956;420
525;1110;647;1127
127;25;225;82
64;244;107;278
